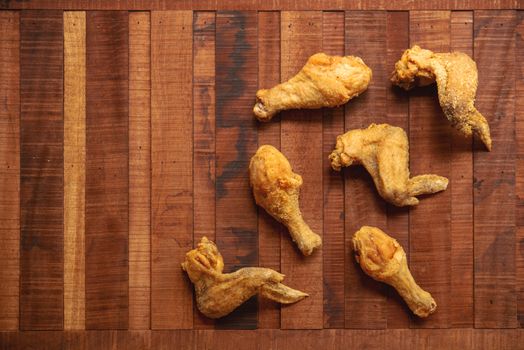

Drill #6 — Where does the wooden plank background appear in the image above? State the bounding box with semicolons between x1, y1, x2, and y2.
0;1;524;348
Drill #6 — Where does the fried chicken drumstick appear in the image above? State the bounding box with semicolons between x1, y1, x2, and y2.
182;237;307;319
249;145;322;255
329;123;448;207
253;53;372;121
391;45;492;150
352;226;437;318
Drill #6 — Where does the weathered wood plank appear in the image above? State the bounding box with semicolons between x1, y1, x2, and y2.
280;11;323;330
129;11;151;330
449;10;474;328
409;10;452;328
151;10;194;329
517;9;524;329
322;10;345;330
473;10;517;328
257;10;282;330
385;10;411;328
0;10;19;331
193;10;216;330
85;11;129;329
344;10;388;329
64;10;86;331
215;10;259;330
20;10;64;330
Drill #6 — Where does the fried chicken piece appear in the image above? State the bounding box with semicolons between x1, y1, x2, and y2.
391;45;492;150
249;145;321;255
329;123;448;207
253;53;372;121
182;237;307;319
352;226;437;318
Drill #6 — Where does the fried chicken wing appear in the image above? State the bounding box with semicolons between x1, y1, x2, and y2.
249;145;321;255
253;53;372;121
391;45;492;150
182;237;307;319
352;226;437;318
329;123;448;207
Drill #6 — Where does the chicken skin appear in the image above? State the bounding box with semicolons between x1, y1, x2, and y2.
253;53;372;121
249;145;321;255
329;123;448;207
182;237;307;319
391;45;492;150
352;226;437;318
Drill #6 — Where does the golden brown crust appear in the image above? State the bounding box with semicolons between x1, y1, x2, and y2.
329;123;448;207
352;226;437;318
391;45;492;150
254;53;372;121
249;145;322;255
181;237;307;319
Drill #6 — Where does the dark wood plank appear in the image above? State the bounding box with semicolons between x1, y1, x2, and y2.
0;0;518;11
473;10;517;328
63;10;86;331
20;9;64;330
257;10;282;330
517;10;524;329
0;11;19;331
385;10;411;328
280;11;323;330
129;11;151;330
193;10;216;330
344;10;388;329
151;10;194;330
450;10;474;328
409;10;452;328
215;10;259;330
322;10;345;330
85;11;129;330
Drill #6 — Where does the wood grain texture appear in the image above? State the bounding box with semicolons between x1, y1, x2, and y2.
517;10;524;328
85;11;129;330
0;11;19;331
344;10;388;329
409;10;452;328
257;10;282;330
64;10;86;331
473;10;517;328
322;10;345;330
193;10;216;330
385;10;411;328
129;11;151;330
0;0;518;10
215;10;258;329
151;10;193;330
20;10;64;330
280;11;323;330
449;10;474;328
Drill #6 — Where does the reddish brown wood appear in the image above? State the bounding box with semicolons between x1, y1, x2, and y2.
151;10;194;329
129;11;151;330
409;10;452;328
280;11;323;330
85;11;129;330
0;0;518;10
257;10;282;329
473;10;517;328
0;11;19;331
322;10;345;329
215;10;259;329
385;10;411;328
344;10;388;329
517;10;524;328
449;10;474;328
20;10;64;330
193;10;217;330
